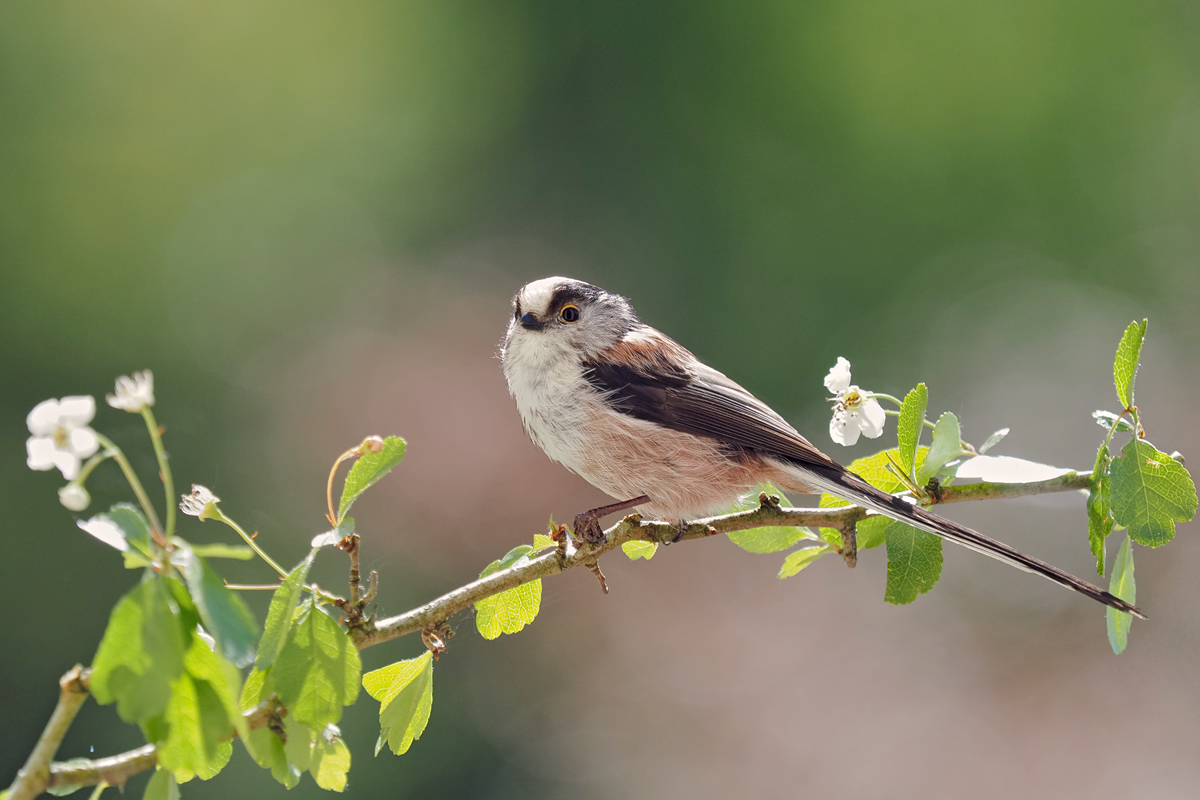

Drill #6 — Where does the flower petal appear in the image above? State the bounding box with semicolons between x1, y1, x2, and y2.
830;410;861;446
26;437;58;470
58;396;96;426
824;357;852;394
859;398;886;439
69;427;100;458
26;400;62;436
54;449;82;480
78;517;129;551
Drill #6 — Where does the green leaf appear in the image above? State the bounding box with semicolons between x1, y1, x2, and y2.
1088;444;1114;577
156;664;234;781
1092;410;1134;433
1110;438;1199;547
240;671;303;790
90;579;186;724
621;540;659;560
728;526;815;554
1106;535;1136;655
474;546;542;639
310;724;351;791
179;549;259;668
363;652;434;756
916;412;962;484
256;553;316;670
883;520;943;605
721;484;811;553
819;447;928;550
185;543;255;560
1113;319;1148;409
338;436;407;522
273;598;361;729
142;770;179;800
475;580;542;639
183;627;247;742
106;504;152;553
896;383;928;481
977;427;1009;455
532;533;556;552
778;546;829;578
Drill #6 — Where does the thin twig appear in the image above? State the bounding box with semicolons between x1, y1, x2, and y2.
17;468;1096;792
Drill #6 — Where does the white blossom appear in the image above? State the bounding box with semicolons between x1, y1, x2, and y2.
26;396;100;480
180;484;221;520
107;370;154;412
824;358;886;447
58;484;91;512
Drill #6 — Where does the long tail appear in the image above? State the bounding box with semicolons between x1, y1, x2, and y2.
797;463;1146;620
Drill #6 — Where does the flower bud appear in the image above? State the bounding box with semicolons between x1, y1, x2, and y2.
58;484;91;512
360;436;385;455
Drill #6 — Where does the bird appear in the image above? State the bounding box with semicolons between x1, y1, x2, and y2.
500;276;1144;619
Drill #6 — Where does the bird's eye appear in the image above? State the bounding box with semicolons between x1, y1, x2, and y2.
560;305;580;323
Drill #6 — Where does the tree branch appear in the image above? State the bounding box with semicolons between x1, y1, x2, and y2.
8;666;90;800
357;469;1093;648
15;469;1093;795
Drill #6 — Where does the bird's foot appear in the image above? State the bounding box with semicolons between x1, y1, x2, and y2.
573;495;650;545
665;519;688;545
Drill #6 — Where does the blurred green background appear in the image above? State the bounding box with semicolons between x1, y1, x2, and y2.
4;2;1200;798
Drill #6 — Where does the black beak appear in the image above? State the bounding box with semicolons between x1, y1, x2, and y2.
519;313;544;331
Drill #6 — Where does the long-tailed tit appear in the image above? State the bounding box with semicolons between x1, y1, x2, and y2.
501;276;1143;618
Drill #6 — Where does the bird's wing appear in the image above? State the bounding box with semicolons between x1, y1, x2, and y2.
583;325;837;469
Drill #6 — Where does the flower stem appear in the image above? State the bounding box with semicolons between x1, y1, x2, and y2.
75;451;116;485
870;393;905;407
882;409;937;430
326;447;358;526
213;509;287;577
140;407;176;539
94;433;163;543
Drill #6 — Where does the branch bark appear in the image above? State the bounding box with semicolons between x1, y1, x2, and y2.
12;469;1093;795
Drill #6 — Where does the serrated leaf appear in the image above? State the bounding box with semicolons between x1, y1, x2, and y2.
1106;535;1136;655
240;670;300;790
1110;438;1198;547
475;580;542;639
728;526;815;554
338;436;407;522
273;598;361;728
978;427;1009;455
142;770;178;800
184;543;255;560
897;384;928;481
621;540;659;560
532;533;556;552
183;627;247;742
363;652;434;756
954;456;1073;483
256;553;315;670
778;545;828;578
311;531;340;548
310;724;351;791
1113;319;1147;408
90;579;186;724
819;448;928;550
1088;444;1114;577
281;716;313;776
179;548;259;668
721;484;811;552
883;520;943;605
155;668;233;781
916;412;962;484
1092;410;1134;433
77;516;129;552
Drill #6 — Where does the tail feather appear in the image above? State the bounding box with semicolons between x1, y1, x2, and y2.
801;464;1146;620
